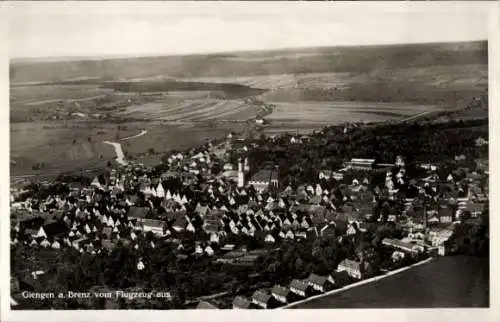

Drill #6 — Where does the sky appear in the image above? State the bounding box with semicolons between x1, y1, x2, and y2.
6;2;490;59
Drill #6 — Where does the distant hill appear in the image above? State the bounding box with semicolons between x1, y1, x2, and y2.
10;41;487;84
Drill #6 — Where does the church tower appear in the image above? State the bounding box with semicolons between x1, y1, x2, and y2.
225;132;233;151
244;157;250;173
237;158;244;188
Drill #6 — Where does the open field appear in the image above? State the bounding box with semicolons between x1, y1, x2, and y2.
10;41;488;177
10;85;113;104
182;64;487;92
292;256;488;308
119;98;260;122
265;101;448;125
119;121;244;155
10;121;143;176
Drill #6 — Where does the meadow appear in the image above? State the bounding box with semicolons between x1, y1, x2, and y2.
10;121;141;176
265;101;448;125
119;98;260;122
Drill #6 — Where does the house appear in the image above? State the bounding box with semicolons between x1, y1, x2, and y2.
205;246;215;256
102;227;113;239
221;244;236;252
289;279;312;298
271;285;292;304
186;221;196;233
69;182;84;192
142;218;167;236
333;170;345;181
438;207;453;223
196;300;219;309
233;296;252;309
337;259;371;279
127;207;150;222
382;238;425;255
391;250;405;262
466;203;484;218
203;217;223;234
475;137;488;146
248;167;279;193
345;158;375;171
429;228;454;255
264;234;275;244
34;221;67;239
318;170;333;181
331;271;351;288
209;232;220;244
319;222;336;238
251;290;274;309
307;273;335;293
71;237;87;250
40;239;51;248
172;216;188;232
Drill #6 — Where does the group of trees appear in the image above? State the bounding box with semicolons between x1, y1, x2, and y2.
11;238;260;309
246;118;488;188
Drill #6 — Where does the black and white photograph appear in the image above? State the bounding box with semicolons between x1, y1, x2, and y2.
2;1;495;317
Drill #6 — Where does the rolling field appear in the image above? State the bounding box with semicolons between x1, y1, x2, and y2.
9;40;488;177
265;101;448;125
119;98;260;122
10;121;143;176
10;85;113;105
183;64;487;92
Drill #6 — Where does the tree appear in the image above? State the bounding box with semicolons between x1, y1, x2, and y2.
294;257;304;272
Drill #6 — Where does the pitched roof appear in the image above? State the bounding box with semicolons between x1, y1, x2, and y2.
307;273;330;286
233;296;252;309
466;203;485;213
41;221;67;237
332;270;352;284
382;238;421;252
173;216;188;229
196;301;219;309
338;259;362;271
142;218;165;229
252;290;272;303
249;169;274;183
438;207;453;218
101;240;116;252
127;207;149;219
102;227;113;238
271;285;290;298
289;279;309;292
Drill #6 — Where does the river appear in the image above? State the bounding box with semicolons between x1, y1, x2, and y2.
292;256;489;308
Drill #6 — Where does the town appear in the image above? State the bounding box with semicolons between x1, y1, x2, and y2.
10;114;489;309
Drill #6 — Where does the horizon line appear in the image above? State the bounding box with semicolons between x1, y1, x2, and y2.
10;39;488;64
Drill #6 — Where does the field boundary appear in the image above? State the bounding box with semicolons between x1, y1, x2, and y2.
279;257;435;309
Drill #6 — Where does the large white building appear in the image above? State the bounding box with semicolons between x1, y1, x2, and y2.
248;167;279;192
345;158;375;171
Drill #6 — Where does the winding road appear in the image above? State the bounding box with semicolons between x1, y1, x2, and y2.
103;129;148;166
120;129;148;141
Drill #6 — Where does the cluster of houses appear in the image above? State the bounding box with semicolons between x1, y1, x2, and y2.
11;141;487;259
10;130;489;309
199;258;375;309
